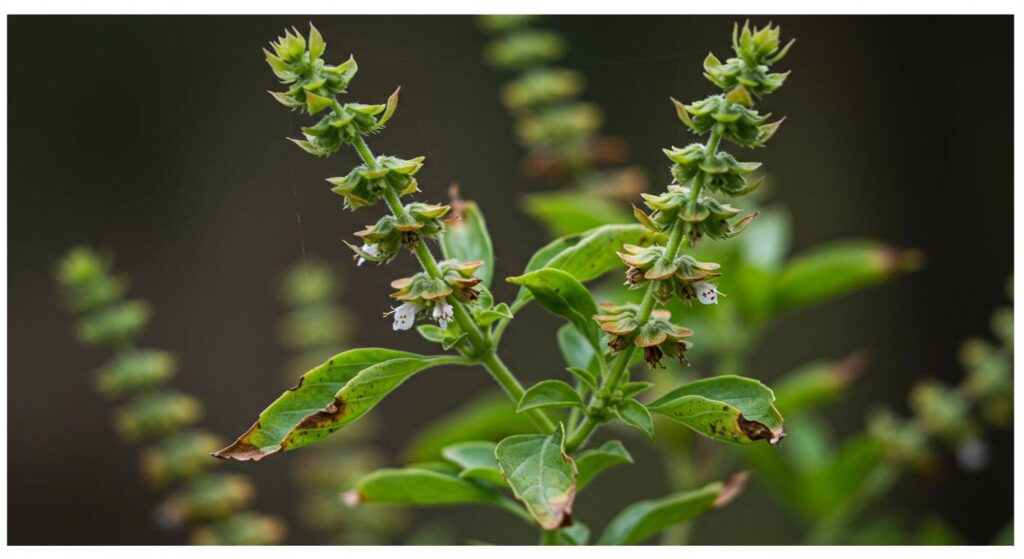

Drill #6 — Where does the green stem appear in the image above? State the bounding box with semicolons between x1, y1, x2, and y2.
479;351;557;433
352;134;556;434
565;127;724;453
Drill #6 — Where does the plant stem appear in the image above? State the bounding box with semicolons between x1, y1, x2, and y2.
565;126;724;453
479;350;557;433
351;134;555;434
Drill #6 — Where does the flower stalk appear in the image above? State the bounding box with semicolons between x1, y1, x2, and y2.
271;26;554;434
565;20;789;451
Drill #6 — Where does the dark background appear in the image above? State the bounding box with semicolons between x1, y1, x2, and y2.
7;15;1013;544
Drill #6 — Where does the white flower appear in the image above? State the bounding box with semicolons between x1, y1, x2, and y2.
432;302;454;329
390;302;420;331
356;243;379;266
694;281;719;305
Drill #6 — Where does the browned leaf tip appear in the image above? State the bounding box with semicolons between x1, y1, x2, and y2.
211;438;271;462
211;419;276;461
713;471;750;508
738;415;785;445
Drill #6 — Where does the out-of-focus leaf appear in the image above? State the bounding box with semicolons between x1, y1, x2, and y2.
597;475;747;545
648;375;785;445
403;392;533;463
557;323;596;371
349;468;500;506
508;268;601;351
214;350;463;460
917;516;967;545
739;205;791;271
523;191;631;237
772;239;922;314
496;425;577;530
804;436;887;517
518;380;584;412
771;352;868;415
575;440;633;489
441;199;495;288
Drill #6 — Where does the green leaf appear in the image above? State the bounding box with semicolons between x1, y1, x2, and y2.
773;239;921;314
440;200;494;288
416;324;444;343
373;87;401;130
557;323;596;371
597;478;742;544
575;440;633;489
442;441;507;487
402;391;533;463
739;206;791;271
566;367;597;392
511;224;654;308
619;381;654;399
649;375;785;445
518;380;584;412
473;302;513;327
496;425;577;530
544;224;655;283
349;468;500;506
551;522;590;545
507;268;601;352
214;350;462;460
614;398;654;439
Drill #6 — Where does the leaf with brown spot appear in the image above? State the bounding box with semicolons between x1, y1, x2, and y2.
648;375;785;445
278;354;467;452
213;348;447;461
495;424;577;530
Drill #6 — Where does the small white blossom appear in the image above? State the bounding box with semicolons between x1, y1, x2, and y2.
357;243;379;267
389;301;420;331
694;281;719;305
432;302;454;329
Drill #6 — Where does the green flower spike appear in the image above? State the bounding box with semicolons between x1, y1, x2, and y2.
328;155;424;209
702;21;794;97
593;304;694;368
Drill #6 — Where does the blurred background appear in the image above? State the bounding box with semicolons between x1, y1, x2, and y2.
7;15;1013;544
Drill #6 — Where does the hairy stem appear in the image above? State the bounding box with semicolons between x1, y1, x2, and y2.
352;134;556;434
